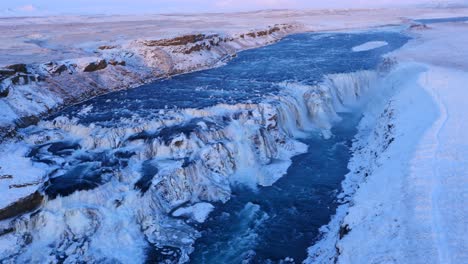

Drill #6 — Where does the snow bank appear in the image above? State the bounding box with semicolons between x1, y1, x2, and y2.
307;21;468;264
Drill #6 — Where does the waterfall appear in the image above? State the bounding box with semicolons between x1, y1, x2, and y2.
0;70;380;263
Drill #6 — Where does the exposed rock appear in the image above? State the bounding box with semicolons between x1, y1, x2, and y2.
0;227;14;236
0;191;43;221
98;45;117;50
0;69;16;79
409;23;430;30
183;43;209;54
0;83;9;97
257;30;268;37
143;34;208;47
339;224;351;239
15;115;40;128
11;74;30;85
83;60;108;72
246;32;257;38
53;64;68;75
108;60;126;66
6;64;28;74
268;26;281;34
9;182;40;189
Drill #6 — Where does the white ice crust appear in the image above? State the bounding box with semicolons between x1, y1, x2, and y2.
352;41;388;52
172;203;215;223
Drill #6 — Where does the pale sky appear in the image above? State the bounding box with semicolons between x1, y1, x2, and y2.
1;0;467;15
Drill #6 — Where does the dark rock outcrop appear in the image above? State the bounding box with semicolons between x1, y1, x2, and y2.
53;64;68;75
108;60;126;66
6;64;28;74
0;69;16;79
409;23;430;30
0;191;43;221
0;84;9;97
339;224;351;239
15;115;40;128
83;60;108;72
246;32;256;38
98;45;117;50
143;34;208;47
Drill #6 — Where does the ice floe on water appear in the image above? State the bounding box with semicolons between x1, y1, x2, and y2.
352;41;389;52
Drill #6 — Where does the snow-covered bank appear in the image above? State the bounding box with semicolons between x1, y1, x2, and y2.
307;22;468;263
0;68;380;262
0;24;297;139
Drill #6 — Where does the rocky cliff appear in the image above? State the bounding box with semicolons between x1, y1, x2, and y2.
0;24;299;140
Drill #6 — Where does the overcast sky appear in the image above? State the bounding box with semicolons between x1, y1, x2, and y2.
1;0;467;15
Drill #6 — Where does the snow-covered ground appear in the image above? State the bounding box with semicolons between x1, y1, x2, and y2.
307;21;468;263
1;8;468;66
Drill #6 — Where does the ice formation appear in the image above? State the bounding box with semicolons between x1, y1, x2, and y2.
0;68;380;263
352;41;389;52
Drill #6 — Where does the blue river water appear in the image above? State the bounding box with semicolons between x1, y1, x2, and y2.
45;30;409;263
190;112;361;263
416;16;468;24
56;31;408;126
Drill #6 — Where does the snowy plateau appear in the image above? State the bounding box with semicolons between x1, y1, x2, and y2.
0;7;467;264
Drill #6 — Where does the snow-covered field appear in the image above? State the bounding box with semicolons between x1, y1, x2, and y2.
307;21;468;263
0;8;465;66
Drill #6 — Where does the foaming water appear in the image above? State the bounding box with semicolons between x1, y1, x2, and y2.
190;113;360;263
